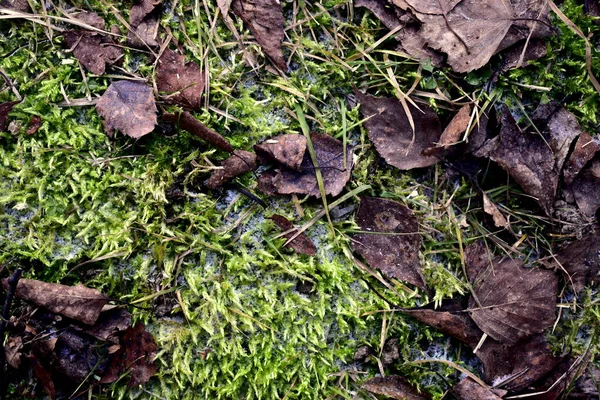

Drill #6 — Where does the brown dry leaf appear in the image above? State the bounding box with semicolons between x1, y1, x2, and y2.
553;234;600;293
271;214;317;256
352;197;425;288
161;111;233;153
96;80;157;138
567;159;600;217
498;0;552;52
464;241;492;285
127;0;161;48
355;0;404;32
393;0;514;72
0;0;30;11
2;279;109;325
84;307;132;343
231;0;287;71
257;132;353;197
156;49;204;109
27;354;56;399
482;193;509;229
25;115;42;135
438;104;471;148
63;12;123;75
205;150;257;189
254;134;307;171
468;257;558;344
453;377;505;399
5;336;23;369
563;132;600;185
501;39;548;71
0;100;19;132
486;107;558;215
525;354;590;400
362;375;430;400
354;90;441;170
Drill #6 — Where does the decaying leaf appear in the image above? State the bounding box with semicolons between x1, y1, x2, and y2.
501;39;548;71
567;159;600;217
96;80;158;138
438;104;472;149
355;90;441;170
362;375;430;400
63;12;123;75
156;49;204;109
5;336;23;369
254;134;307;171
453;377;505;399
0;100;19;132
84;307;132;343
468;257;558;344
271;214;317;256
205;150;257;189
393;0;514;72
563;132;600;185
486;107;558;215
352;197;425;288
464;241;492;285
355;0;403;32
127;0;161;48
25;115;42;135
231;0;287;71
553;234;600;293
499;0;552;52
3;279;109;325
257;132;353;197
161;111;233;153
482;193;509;229
0;0;30;11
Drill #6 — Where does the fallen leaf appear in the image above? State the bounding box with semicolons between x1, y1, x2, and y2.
0;0;30;11
464;241;492;285
63;12;123;75
438;104;472;149
231;0;287;71
26;354;56;399
96;80;158;138
486;107;558;215
161;111;233;153
524;353;590;400
205;150;257;189
482;193;509;229
352;197;425;288
156;49;204;109
362;375;430;400
257;132;353;197
2;279;109;325
566;364;600;398
468;257;558;344
354;90;441;170
553;234;600;293
130;0;161;27
52;328;109;383
84;307;132;343
381;337;400;365
453;377;505;399
563;132;600;185
254;134;307;171
567;159;600;217
127;0;161;48
5;336;23;369
25;115;42;135
271;214;317;256
393;0;514;72
355;0;403;32
0;100;19;132
498;0;552;52
501;38;548;71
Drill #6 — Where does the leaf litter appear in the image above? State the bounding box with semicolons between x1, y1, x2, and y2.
156;49;204;109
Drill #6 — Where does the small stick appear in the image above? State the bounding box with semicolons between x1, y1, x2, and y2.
0;268;22;400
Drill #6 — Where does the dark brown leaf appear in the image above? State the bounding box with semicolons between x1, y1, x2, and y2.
486;107;558;215
453;378;505;400
5;336;22;369
127;0;161;48
231;0;287;71
3;279;109;325
468;258;558;344
355;90;441;170
205;150;257;189
84;307;132;343
563;132;600;185
362;375;430;400
254;134;307;171
567;159;600;217
553;234;600;293
0;100;19;132
355;0;403;32
257;132;353;197
0;0;30;11
525;354;590;400
130;0;161;27
96;80;157;138
156;49;204;109
394;0;514;72
352;197;425;288
464;241;492;285
501;39;548;71
498;0;552;52
25;115;42;135
27;354;56;399
482;193;509;229
161;111;233;153
271;214;317;256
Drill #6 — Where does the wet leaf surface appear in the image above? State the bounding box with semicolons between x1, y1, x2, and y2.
156;49;204;109
257;132;353;197
468;257;558;344
254;134;307;171
2;279;109;325
96;80;158;138
231;0;287;70
271;214;317;255
162;111;233;152
355;90;441;170
352;197;425;288
205;150;257;189
453;377;505;399
362;375;430;399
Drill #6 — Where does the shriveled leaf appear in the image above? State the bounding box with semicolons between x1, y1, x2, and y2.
231;0;287;71
353;197;425;288
482;193;509;229
486;107;558;215
271;214;317;256
468;258;558;344
27;354;56;398
439;104;471;148
567;159;600;217
355;90;441;170
394;0;514;72
162;111;233;153
3;279;109;325
157;49;204;109
553;234;600;293
254;134;307;171
257;132;353;197
563;132;600;185
205;150;257;189
96;80;157;138
453;378;505;400
0;100;19;132
362;375;430;400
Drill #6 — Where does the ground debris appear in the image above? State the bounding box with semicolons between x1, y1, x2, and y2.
254;134;307;171
271;214;317;256
156;49;204;109
453;377;505;399
205;150;257;189
551;233;600;293
362;375;430;399
0;100;19;132
127;0;161;48
162;111;234;152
